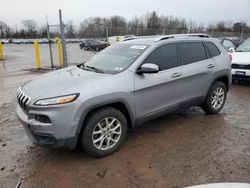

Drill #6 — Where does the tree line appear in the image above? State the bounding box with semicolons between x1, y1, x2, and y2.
0;11;250;39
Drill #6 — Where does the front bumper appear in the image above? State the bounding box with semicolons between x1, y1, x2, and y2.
16;101;82;149
231;68;250;81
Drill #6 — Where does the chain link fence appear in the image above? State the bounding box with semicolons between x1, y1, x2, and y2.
62;27;250;66
1;27;250;69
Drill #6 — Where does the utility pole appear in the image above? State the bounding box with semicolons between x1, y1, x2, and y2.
240;23;244;43
46;15;54;67
163;27;166;35
106;27;109;47
59;9;68;67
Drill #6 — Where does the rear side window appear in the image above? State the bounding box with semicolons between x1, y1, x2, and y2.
143;43;178;71
205;42;221;57
180;42;207;65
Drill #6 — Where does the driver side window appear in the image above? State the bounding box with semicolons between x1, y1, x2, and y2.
143;43;178;71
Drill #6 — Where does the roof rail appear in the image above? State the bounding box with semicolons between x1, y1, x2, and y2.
120;35;160;42
154;33;210;42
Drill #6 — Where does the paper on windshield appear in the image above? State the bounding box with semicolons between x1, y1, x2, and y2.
130;45;147;50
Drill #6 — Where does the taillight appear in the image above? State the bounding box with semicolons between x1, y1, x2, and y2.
229;53;232;61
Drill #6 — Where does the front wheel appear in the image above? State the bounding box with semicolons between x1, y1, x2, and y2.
81;107;128;157
202;81;227;114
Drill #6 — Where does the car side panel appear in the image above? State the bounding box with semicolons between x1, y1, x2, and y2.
134;67;182;122
180;58;218;102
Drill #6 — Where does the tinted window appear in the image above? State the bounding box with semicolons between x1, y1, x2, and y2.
180;42;207;65
205;42;221;57
143;44;178;71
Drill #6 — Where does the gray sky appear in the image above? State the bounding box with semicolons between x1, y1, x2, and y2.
1;0;250;28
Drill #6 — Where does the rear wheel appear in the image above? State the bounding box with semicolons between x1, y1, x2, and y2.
202;81;227;114
81;107;128;157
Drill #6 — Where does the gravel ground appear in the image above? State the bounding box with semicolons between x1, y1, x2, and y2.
0;44;249;188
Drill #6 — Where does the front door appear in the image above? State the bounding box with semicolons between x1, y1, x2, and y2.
134;43;183;121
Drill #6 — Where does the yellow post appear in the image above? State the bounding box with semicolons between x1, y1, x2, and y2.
56;37;63;68
115;36;120;43
0;42;4;60
34;39;42;69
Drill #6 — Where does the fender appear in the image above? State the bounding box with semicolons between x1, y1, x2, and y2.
75;93;135;136
205;69;231;98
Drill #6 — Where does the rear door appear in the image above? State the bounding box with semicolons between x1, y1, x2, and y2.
134;43;183;121
178;41;216;104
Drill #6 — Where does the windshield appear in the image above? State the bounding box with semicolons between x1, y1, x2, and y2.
236;38;250;52
82;44;148;74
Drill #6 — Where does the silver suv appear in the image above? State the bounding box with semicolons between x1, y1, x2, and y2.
17;34;231;157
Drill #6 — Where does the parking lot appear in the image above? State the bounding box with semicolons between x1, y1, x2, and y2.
0;44;250;188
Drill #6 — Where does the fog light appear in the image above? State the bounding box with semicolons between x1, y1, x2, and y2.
34;115;51;123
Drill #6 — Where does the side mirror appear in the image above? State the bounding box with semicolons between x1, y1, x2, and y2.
136;63;159;74
229;47;235;53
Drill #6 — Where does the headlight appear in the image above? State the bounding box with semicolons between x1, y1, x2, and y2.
34;93;79;106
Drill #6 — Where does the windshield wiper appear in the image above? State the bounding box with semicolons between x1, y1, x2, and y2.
77;62;85;68
85;65;104;73
77;63;104;73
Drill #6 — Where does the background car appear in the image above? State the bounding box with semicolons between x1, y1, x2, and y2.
79;39;94;49
231;38;250;80
0;39;9;44
220;38;236;51
82;39;109;51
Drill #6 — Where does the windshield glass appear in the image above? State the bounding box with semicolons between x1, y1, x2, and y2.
236;38;250;52
82;44;149;74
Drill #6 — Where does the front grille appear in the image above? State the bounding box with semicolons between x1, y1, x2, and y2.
17;90;30;113
231;64;250;70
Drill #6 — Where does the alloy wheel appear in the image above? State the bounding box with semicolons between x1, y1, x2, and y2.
92;117;122;150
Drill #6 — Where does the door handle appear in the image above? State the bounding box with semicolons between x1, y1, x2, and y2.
171;72;182;78
207;64;215;69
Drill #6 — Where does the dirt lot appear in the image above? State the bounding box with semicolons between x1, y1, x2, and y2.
0;44;249;188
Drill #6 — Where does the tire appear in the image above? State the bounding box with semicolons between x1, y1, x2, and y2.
202;81;227;114
95;46;99;52
81;107;128;157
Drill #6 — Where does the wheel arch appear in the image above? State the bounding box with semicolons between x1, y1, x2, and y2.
205;74;230;99
215;75;230;91
76;100;135;136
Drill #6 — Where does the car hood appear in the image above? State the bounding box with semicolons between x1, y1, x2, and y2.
21;66;110;102
231;52;250;64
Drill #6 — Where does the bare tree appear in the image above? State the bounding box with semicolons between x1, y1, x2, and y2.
110;16;127;36
22;19;37;37
127;16;146;36
146;11;161;35
0;21;10;38
38;25;47;38
65;20;75;38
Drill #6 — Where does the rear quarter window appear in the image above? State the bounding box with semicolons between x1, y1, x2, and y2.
205;42;221;57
